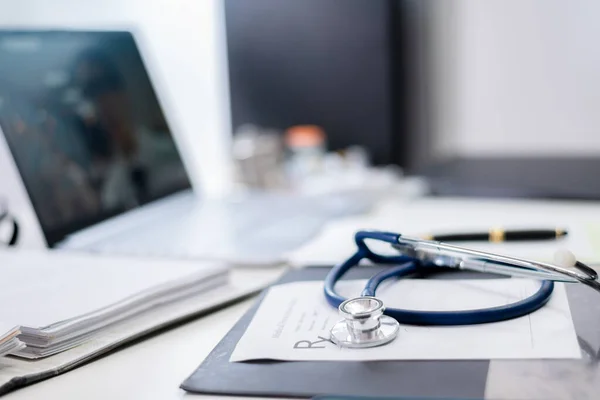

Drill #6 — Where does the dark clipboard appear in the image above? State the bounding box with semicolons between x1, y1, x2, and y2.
180;266;491;399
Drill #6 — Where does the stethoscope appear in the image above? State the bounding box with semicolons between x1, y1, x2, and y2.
324;231;600;349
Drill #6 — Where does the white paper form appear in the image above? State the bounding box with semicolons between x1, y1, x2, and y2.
230;279;581;362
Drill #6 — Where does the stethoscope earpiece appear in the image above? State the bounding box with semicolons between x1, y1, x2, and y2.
553;249;577;268
553;249;597;280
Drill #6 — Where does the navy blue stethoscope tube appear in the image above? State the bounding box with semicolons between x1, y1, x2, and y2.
323;231;554;325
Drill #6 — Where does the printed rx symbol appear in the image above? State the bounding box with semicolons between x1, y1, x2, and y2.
293;336;333;349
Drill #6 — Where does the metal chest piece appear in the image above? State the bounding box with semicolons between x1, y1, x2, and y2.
329;296;400;348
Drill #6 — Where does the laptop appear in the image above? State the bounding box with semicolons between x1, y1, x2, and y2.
0;30;364;265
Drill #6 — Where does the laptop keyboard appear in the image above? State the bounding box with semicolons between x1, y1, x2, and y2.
82;192;374;265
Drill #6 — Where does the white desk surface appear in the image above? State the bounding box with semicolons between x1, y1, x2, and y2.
6;196;600;399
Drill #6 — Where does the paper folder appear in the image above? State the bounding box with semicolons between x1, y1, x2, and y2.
181;267;491;399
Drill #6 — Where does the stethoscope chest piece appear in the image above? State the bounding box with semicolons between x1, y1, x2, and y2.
329;296;400;348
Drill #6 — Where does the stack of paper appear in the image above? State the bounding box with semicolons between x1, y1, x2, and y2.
0;331;24;358
0;250;229;359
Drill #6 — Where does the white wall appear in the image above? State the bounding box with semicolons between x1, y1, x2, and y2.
430;0;600;158
0;0;233;197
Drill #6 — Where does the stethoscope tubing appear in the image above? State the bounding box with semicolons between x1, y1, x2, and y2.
323;231;555;326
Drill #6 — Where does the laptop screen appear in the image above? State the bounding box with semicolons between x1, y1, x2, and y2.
0;31;191;246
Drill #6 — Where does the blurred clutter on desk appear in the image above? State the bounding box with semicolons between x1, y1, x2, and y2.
231;123;419;200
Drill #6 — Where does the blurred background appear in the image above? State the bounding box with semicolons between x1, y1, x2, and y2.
1;0;600;201
224;0;600;199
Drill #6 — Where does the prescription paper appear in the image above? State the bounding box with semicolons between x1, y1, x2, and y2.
230;279;581;362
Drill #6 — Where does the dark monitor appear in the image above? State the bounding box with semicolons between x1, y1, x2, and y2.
423;157;600;201
0;31;191;246
224;0;427;168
